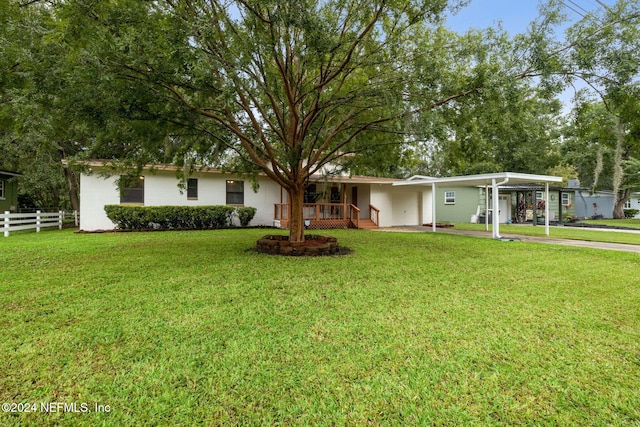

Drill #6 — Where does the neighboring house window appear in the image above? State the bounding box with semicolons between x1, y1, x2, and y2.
624;199;632;209
444;191;455;205
562;193;571;206
187;178;198;199
304;184;317;203
226;180;244;205
120;176;145;204
0;180;4;199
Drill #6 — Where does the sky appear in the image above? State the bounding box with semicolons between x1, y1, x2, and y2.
445;0;616;35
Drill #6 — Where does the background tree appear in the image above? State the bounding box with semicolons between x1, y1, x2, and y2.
1;1;83;210
403;9;570;177
562;92;640;217
557;0;640;217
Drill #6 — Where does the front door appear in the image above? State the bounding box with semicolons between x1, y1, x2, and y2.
499;195;510;223
351;186;358;207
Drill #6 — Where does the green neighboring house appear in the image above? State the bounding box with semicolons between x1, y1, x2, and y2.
435;185;577;224
435;186;484;223
0;170;21;212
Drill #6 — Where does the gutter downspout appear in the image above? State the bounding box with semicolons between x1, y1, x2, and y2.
485;185;489;232
432;182;437;233
492;177;510;239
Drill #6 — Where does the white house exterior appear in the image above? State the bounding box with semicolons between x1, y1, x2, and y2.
79;162;434;231
79;163;563;236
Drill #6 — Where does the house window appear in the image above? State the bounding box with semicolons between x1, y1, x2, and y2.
304;184;317;203
444;191;455;205
562;193;571;207
0;180;4;199
536;191;544;201
624;199;632;209
120;176;144;204
187;178;198;199
226;180;244;205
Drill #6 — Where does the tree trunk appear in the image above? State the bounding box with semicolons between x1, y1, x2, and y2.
613;188;631;219
611;118;625;219
288;186;306;243
63;166;80;212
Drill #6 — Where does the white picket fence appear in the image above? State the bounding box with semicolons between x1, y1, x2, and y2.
2;210;79;237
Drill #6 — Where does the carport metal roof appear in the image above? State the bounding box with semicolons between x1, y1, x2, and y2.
393;172;563;239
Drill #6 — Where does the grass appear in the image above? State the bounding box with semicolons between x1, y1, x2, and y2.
1;229;639;426
581;218;640;229
453;222;640;245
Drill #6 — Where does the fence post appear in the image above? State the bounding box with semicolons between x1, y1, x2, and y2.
74;210;79;227
36;210;41;233
59;210;63;230
3;211;9;237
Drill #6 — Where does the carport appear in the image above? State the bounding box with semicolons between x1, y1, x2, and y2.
393;172;563;239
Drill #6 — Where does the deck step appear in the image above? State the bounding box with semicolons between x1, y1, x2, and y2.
358;219;379;230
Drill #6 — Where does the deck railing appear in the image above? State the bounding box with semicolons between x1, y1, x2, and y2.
274;203;361;229
349;205;360;229
369;204;380;226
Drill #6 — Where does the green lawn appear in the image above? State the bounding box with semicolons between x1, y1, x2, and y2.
582;218;640;229
1;229;639;426
453;222;640;245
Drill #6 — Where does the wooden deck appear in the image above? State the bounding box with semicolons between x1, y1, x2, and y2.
274;203;379;230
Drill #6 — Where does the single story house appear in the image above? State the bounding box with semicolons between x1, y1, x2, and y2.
78;162;562;238
573;190;640;219
0;170;21;213
79;162;433;231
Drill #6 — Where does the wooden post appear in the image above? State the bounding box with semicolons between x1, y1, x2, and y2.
4;211;9;237
59;210;63;230
545;183;550;236
343;191;347;220
558;190;563;225
36;210;41;233
74;210;79;227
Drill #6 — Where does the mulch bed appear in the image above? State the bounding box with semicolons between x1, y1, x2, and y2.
255;234;353;256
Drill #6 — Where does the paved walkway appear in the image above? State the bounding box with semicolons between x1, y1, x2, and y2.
377;226;640;254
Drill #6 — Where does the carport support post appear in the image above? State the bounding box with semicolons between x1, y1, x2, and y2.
492;179;500;239
545;182;550;236
432;182;436;233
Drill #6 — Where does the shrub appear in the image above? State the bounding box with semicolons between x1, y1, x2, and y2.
236;206;257;227
623;209;639;219
104;205;237;230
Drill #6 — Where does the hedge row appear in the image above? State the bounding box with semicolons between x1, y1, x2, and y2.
104;205;257;230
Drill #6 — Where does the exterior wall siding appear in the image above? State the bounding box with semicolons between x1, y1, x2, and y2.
79;168;282;231
574;191;614;219
79;173;121;230
370;185;428;227
435;187;482;223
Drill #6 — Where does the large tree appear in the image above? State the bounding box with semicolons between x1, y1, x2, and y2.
559;0;640;218
562;92;640;218
56;0;518;242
